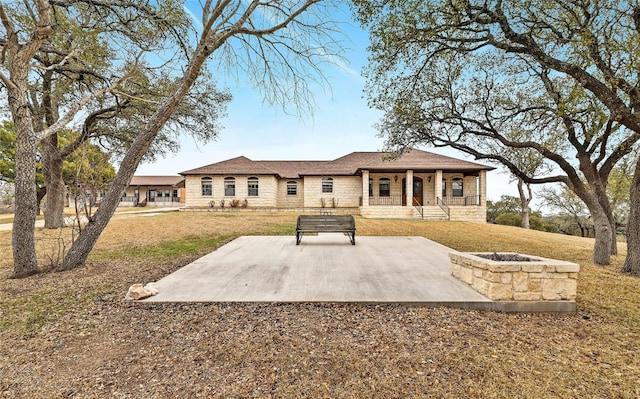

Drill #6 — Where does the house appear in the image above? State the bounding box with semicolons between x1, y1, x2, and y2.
120;176;185;207
179;150;495;221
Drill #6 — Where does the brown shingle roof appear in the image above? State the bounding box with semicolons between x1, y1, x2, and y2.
309;149;495;175
129;176;185;187
179;150;494;178
258;161;329;179
180;156;281;176
180;157;330;179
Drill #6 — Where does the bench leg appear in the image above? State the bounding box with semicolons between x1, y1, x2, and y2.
349;232;355;245
296;232;302;245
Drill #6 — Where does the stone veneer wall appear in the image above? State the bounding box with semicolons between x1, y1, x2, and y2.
184;175;278;207
303;176;361;208
448;205;487;222
449;252;579;301
276;179;304;208
360;205;414;219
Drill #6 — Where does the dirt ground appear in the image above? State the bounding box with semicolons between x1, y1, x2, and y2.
1;212;639;398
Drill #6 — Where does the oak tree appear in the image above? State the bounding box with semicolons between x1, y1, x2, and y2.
354;0;640;268
2;0;344;276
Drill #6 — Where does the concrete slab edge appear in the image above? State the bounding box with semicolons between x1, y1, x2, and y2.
137;300;576;313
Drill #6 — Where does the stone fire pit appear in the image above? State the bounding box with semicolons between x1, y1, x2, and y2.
449;252;579;303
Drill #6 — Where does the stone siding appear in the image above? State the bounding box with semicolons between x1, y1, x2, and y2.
448;205;487;222
450;252;579;302
184;175;278;208
276;179;304;208
303;176;361;208
360;206;414;219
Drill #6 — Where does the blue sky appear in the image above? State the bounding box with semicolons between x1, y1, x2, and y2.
134;3;518;202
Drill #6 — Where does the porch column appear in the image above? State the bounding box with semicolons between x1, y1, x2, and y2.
406;170;413;207
362;170;369;206
435;170;443;203
479;170;487;206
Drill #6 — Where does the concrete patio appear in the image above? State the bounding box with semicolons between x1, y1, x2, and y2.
143;234;575;312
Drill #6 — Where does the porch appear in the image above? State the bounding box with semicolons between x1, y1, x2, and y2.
358;169;488;222
120;195;183;207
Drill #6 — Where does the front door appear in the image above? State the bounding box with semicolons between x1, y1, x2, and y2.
402;177;423;206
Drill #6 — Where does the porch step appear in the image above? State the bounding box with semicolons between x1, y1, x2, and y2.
413;206;449;220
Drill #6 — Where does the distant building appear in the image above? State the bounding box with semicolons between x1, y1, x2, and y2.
121;176;185;207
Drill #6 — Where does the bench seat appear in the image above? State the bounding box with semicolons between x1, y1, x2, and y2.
296;215;356;245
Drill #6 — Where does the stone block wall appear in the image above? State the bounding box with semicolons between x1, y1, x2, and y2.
360;205;414;219
448;205;487;222
276;179;304;208
449;252;579;301
184;175;278;207
303;176;361;208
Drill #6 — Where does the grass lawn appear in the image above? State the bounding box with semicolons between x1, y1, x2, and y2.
0;211;639;398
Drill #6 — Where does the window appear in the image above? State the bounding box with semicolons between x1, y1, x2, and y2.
247;177;259;196
452;177;464;197
368;178;373;197
224;177;235;196
201;177;212;196
322;177;333;193
442;179;447;197
287;181;298;196
379;178;390;197
173;189;178;198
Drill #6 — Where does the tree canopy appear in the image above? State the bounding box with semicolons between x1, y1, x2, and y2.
0;121;116;207
353;0;640;268
2;0;346;277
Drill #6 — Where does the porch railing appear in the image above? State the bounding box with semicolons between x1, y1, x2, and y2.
441;196;480;206
119;196;182;205
120;196;139;206
360;195;480;208
148;196;182;203
367;195;403;206
437;197;450;219
413;197;424;219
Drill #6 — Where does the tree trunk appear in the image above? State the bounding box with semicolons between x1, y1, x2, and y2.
591;208;613;266
622;157;640;275
59;47;213;271
41;66;66;229
42;134;65;228
36;186;47;216
608;210;618;256
517;178;531;229
4;0;55;278
11;115;40;278
521;207;530;229
571;180;617;265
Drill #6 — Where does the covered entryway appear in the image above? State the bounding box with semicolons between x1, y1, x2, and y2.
402;177;423;206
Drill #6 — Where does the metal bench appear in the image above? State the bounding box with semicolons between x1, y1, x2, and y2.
296;214;356;245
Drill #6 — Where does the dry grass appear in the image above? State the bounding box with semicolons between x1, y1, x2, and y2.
1;211;639;398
